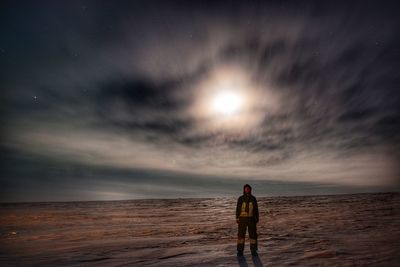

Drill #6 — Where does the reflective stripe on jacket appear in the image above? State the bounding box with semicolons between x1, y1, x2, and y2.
236;194;259;222
240;201;254;217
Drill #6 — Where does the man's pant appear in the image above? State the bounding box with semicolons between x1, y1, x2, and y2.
237;217;257;252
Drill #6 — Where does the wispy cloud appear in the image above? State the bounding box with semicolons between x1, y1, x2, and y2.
1;1;399;201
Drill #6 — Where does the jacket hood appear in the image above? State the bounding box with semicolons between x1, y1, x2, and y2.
243;184;252;194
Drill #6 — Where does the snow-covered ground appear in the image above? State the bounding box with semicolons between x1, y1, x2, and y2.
1;193;399;266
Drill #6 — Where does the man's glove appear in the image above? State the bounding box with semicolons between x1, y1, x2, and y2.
236;218;240;224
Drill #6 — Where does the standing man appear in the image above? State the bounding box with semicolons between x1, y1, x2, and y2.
236;184;259;256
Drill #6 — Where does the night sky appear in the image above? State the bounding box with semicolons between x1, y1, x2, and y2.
1;1;400;202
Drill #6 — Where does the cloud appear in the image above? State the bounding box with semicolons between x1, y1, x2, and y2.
1;1;400;201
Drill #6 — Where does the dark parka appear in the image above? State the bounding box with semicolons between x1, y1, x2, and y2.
236;184;259;223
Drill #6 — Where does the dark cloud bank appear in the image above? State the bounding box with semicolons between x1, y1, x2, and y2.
1;0;400;202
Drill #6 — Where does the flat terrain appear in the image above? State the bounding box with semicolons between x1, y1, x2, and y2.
1;193;399;266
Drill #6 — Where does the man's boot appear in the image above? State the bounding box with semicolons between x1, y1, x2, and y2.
237;238;244;256
250;239;258;256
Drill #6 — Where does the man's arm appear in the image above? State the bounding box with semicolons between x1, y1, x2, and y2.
236;197;242;220
253;197;259;223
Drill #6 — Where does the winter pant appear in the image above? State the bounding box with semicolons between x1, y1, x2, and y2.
237;217;257;252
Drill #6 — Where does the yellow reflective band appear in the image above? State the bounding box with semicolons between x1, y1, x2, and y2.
250;239;257;244
237;239;245;244
240;201;254;217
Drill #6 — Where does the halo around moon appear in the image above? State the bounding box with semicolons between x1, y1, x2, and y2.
190;64;279;132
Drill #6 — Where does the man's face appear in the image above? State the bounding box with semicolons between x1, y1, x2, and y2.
244;187;251;194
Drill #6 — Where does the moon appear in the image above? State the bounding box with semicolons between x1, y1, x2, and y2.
212;90;243;116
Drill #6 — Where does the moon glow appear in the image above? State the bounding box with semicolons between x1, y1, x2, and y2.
212;90;243;116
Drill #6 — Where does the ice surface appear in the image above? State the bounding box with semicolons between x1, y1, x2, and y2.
1;193;399;266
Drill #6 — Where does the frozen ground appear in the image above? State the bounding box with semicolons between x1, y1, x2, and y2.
1;192;399;266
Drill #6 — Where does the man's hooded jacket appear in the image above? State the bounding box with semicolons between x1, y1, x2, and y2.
236;184;259;223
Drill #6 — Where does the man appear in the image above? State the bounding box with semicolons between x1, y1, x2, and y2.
236;184;259;256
